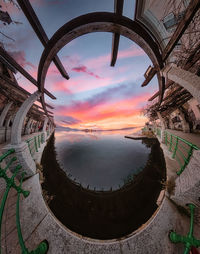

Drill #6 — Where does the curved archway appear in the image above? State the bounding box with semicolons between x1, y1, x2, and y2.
37;12;164;115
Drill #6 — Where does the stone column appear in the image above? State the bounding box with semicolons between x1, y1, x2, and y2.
5;114;12;128
0;101;13;127
157;112;166;143
169;118;175;130
22;116;28;135
0;101;13;143
11;91;41;145
49;121;54;134
3;91;41;179
34;121;39;132
25;117;32;135
177;109;190;133
5;114;12;142
30;120;35;134
42;116;48;141
161;63;200;104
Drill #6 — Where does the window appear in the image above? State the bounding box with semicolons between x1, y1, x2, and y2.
162;11;185;31
163;13;177;30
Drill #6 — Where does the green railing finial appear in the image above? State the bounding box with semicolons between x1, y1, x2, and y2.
169;203;200;254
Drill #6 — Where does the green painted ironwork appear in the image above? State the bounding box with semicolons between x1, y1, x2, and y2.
172;137;179;159
26;133;46;158
34;136;38;153
26;138;35;157
163;131;199;175
169;203;200;254
165;131;168;145
156;128;161;138
0;149;48;254
169;134;173;152
38;135;40;148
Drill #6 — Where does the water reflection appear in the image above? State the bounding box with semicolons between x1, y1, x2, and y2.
41;130;166;239
55;129;150;190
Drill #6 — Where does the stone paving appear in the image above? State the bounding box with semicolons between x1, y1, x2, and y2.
0;131;47;254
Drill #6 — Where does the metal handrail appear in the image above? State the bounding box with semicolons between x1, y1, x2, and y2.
164;131;199;175
0;149;48;253
169;203;200;254
25;133;45;158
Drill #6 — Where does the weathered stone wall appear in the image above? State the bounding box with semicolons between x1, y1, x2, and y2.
171;150;200;207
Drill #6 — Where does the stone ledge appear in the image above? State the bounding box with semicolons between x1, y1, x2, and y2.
19;174;191;253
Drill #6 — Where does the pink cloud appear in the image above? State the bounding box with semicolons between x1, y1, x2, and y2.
49;74;127;94
72;65;101;79
49;80;72;94
85;46;145;69
0;2;20;16
9;50;35;69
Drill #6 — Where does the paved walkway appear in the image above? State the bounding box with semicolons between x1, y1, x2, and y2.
166;129;200;148
0;131;45;254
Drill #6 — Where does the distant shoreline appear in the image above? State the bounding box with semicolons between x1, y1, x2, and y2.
55;126;143;132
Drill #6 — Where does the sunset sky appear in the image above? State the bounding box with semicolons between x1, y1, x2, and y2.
1;0;158;130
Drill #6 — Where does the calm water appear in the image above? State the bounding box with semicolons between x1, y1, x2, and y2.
55;129;151;190
42;130;166;239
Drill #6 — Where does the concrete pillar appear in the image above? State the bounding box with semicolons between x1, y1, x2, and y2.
25;118;32;135
22;117;28;135
0;101;13;143
168;116;175;130
157;112;166;143
48;122;51;135
5;114;12;142
5;114;12;128
29;120;34;134
42;116;48;141
0;101;13;127
11;91;41;145
35;121;40;132
3;91;41;179
177;109;190;133
161;63;200;104
42;117;48;131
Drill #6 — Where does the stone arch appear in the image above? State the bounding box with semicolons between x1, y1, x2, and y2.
37;12;164;115
176;108;190;133
11;91;41;145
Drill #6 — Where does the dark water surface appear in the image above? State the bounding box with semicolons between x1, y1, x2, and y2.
55;130;150;190
41;130;166;240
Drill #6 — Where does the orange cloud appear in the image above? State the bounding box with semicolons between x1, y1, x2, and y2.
54;92;150;130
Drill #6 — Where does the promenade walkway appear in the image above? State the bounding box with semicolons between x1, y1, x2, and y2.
166;129;200;148
0;131;47;254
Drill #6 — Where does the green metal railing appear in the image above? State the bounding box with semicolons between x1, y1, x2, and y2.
169;203;200;254
156;128;161;138
26;133;45;158
164;131;199;175
0;149;48;254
